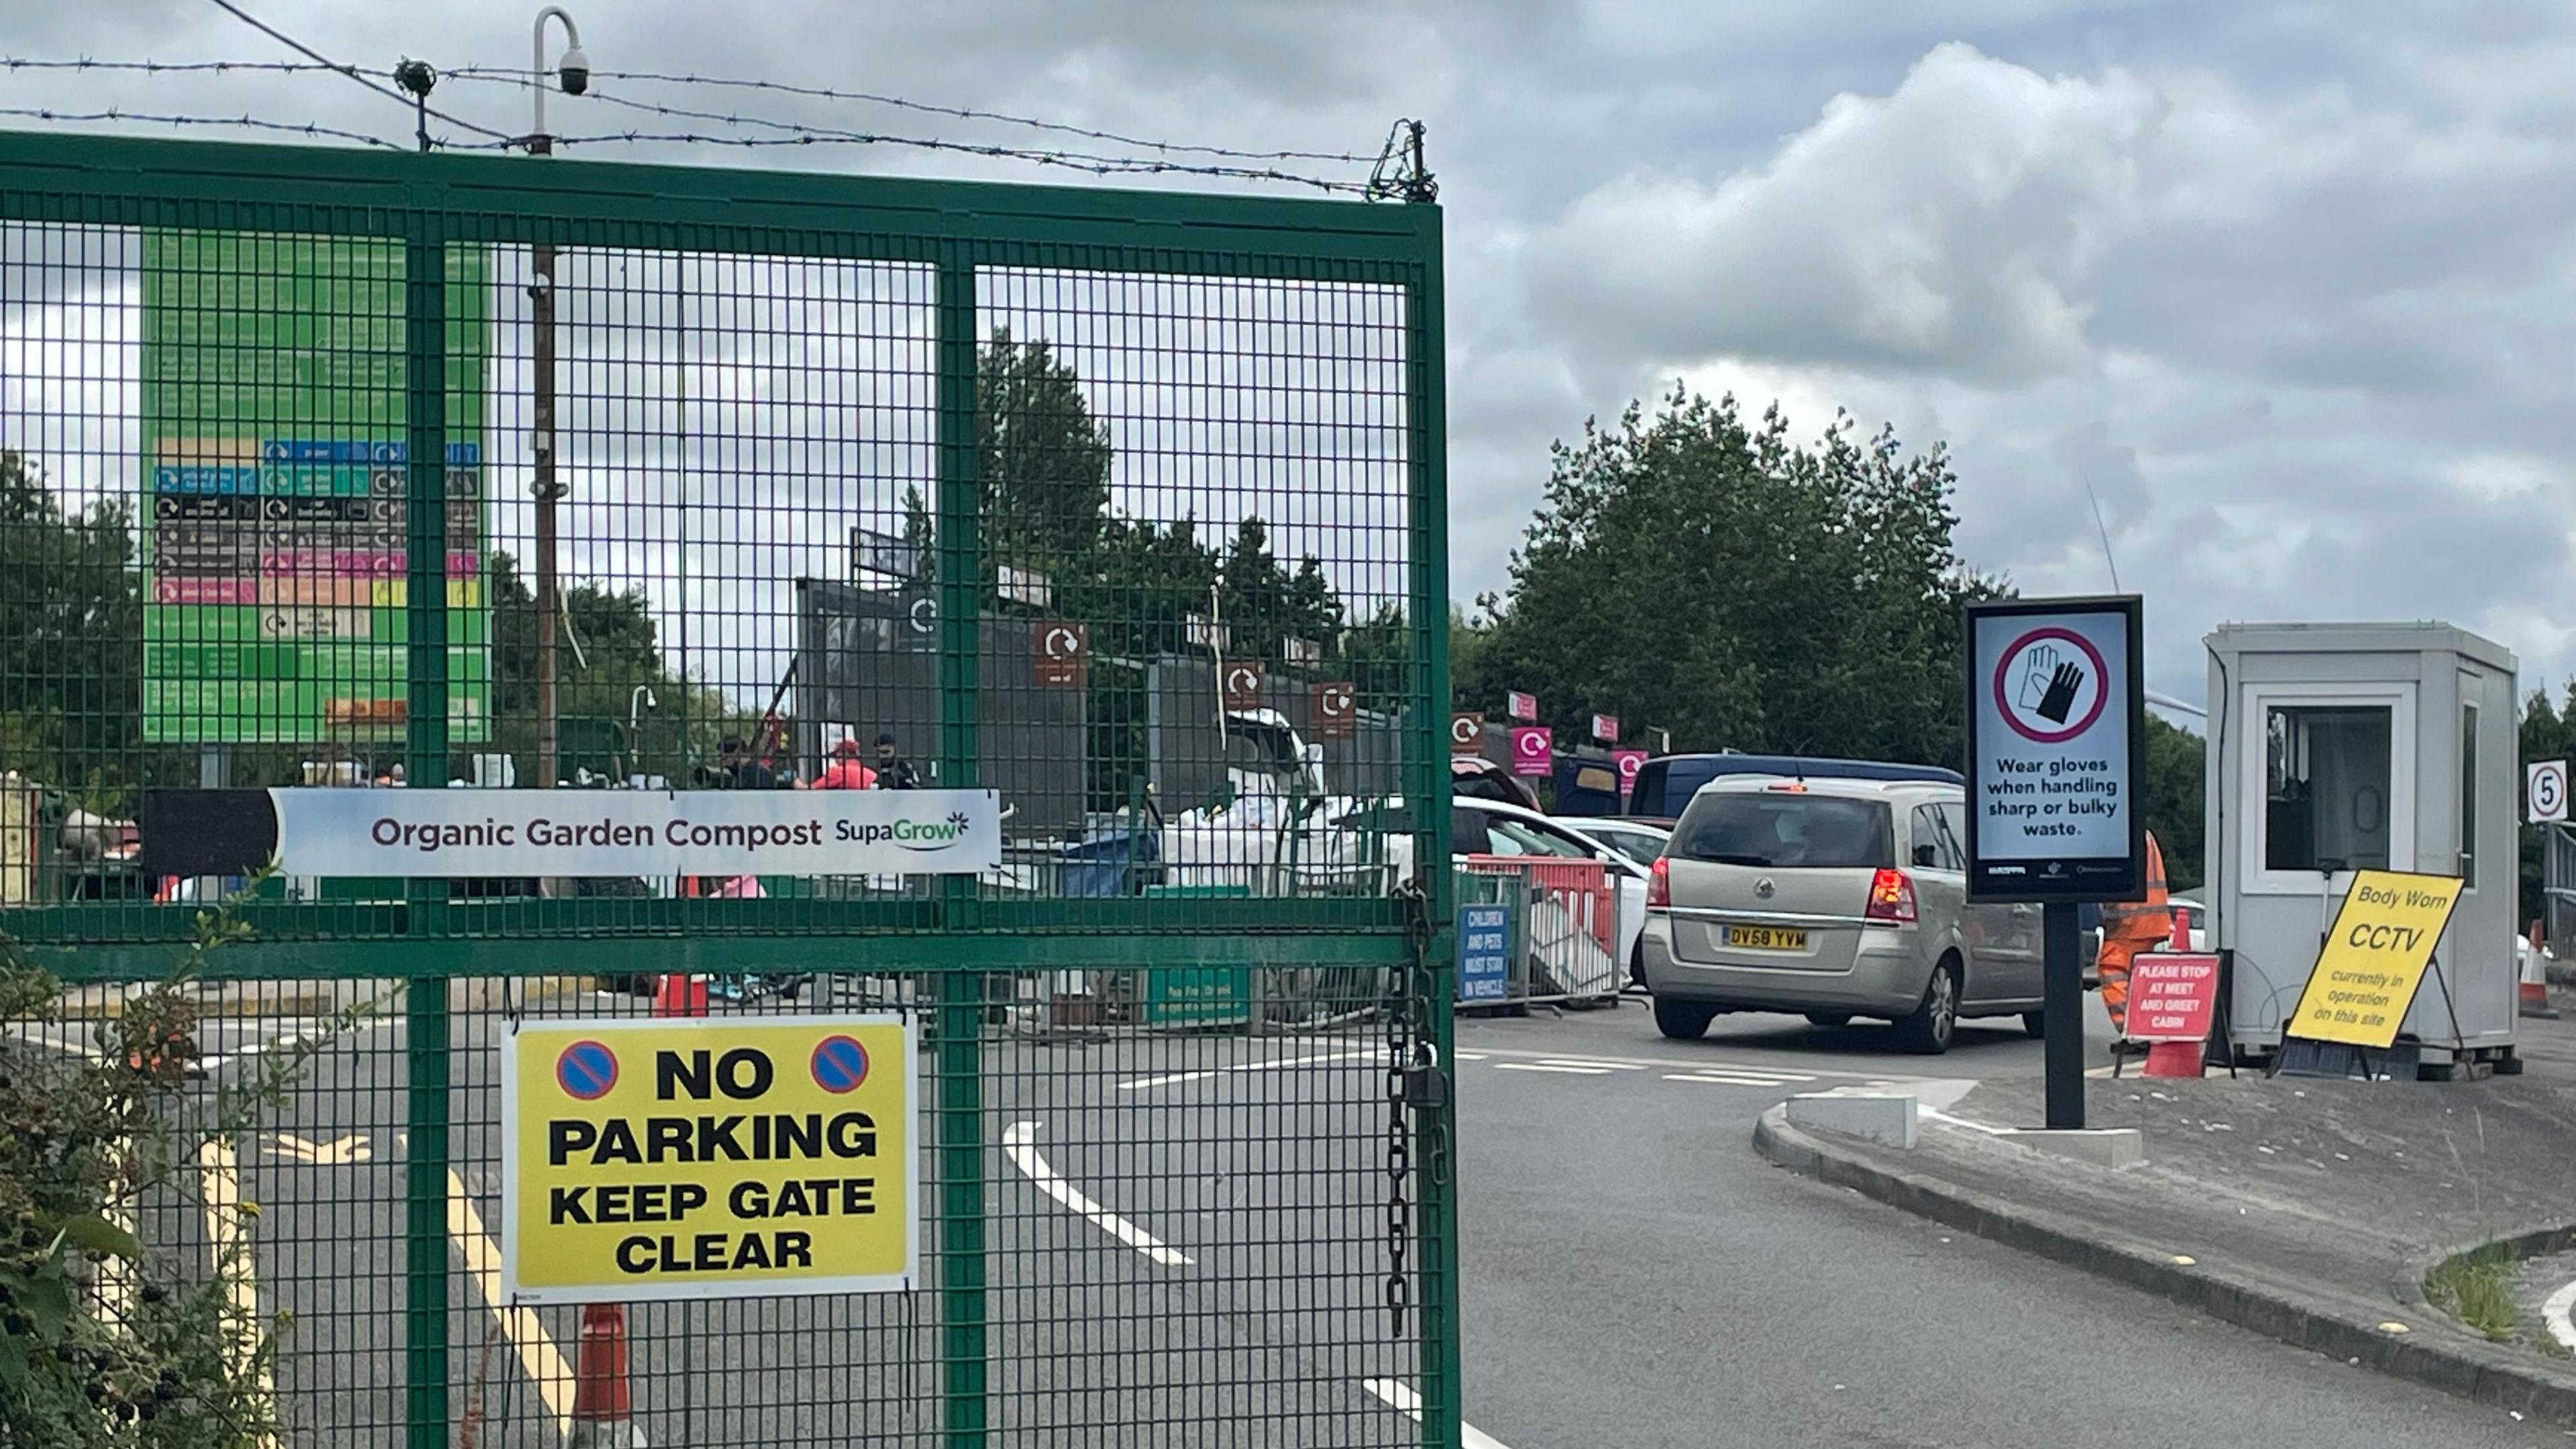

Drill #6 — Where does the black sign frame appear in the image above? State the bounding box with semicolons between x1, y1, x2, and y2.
1962;594;2146;904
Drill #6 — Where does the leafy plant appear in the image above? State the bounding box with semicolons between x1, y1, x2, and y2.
2424;1244;2519;1343
0;880;380;1446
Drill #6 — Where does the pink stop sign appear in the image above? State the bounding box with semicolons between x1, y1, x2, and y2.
1510;726;1552;777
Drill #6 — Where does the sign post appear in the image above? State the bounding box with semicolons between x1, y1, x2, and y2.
1964;595;2144;1130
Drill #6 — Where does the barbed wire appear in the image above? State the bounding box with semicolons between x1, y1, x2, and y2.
0;49;1417;197
530;128;1375;192
200;0;514;143
452;84;1366;190
0;58;342;77
0;106;404;149
441;65;1372;165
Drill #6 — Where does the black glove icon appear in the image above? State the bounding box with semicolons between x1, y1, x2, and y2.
2037;660;2083;723
2017;645;2085;724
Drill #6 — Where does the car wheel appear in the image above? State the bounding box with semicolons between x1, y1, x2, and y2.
1629;943;1648;991
1803;1012;1853;1028
2021;1011;2046;1039
1654;996;1717;1040
1894;958;1960;1055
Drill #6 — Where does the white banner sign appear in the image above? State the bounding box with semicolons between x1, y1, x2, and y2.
270;788;1002;877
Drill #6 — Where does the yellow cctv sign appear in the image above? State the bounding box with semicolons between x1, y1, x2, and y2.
501;1014;916;1303
2286;870;2465;1049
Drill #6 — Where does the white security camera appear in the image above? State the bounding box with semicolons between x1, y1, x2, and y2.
557;43;590;96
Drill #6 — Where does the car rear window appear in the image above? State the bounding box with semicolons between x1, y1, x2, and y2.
1672;793;1894;869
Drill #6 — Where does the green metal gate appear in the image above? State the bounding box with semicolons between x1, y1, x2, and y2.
0;130;1453;1447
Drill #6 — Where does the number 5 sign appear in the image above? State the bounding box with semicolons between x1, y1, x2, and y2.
2531;759;2569;824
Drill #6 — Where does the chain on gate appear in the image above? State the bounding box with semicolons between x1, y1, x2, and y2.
1385;875;1447;1335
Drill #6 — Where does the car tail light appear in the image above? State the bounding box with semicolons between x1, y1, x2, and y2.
1865;867;1917;924
1648;855;1670;908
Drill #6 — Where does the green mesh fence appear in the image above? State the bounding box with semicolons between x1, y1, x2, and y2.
0;131;1455;1448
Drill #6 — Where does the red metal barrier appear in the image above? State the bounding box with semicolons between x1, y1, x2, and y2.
1462;855;1613;951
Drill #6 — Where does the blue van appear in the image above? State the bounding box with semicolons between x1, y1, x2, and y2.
1625;753;1962;821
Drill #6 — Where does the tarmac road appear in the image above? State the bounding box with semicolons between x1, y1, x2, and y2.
99;987;2567;1446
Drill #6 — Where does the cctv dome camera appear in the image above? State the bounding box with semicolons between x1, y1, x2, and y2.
558;43;591;96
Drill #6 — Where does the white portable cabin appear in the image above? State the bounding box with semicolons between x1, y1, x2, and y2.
2204;623;2520;1069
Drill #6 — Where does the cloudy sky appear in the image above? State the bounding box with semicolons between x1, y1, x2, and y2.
9;0;2576;718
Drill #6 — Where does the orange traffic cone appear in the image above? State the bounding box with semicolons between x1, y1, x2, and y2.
2521;922;2558;1020
2170;908;2193;953
651;974;707;1018
568;1303;645;1448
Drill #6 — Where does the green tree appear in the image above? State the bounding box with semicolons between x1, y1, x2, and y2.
978;327;1112;578
1473;388;1993;767
1216;517;1340;665
485;553;745;785
898;484;935;588
0;451;174;812
2142;714;2206;894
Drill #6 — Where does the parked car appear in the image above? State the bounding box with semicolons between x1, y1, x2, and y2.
1638;776;2044;1053
1562;816;1670;870
1348;796;1654;991
1625;753;1962;821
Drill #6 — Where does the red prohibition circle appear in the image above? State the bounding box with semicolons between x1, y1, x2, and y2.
1992;626;2110;745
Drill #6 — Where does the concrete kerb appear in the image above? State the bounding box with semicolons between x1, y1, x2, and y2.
1753;1104;2576;1427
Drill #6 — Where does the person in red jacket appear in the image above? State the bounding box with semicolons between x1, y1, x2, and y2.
815;737;877;791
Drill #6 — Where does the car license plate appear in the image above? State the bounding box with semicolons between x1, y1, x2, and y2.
1725;926;1808;951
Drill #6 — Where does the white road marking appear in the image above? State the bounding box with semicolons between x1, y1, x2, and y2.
1662;1073;1807;1087
1921;1108;2010;1136
1118;1069;1222;1091
1002;1122;1193;1267
1117;1048;1373;1091
1456;1040;1902;1083
2543;1277;2576;1351
448;1170;576;1438
1493;1063;1609;1075
1235;1050;1373;1072
1536;1059;1649;1071
1363;1378;1511;1448
1452;1052;1489;1061
197;1138;280;1442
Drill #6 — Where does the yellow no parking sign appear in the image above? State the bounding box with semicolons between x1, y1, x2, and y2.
501;1014;918;1303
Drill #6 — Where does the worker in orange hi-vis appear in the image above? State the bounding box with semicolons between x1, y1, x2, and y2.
2097;830;2171;1045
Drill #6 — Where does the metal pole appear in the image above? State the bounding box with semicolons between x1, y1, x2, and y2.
400;217;453;1449
529;6;582;793
2043;902;2084;1130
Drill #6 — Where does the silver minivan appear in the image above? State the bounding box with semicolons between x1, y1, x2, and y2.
1638;776;2045;1053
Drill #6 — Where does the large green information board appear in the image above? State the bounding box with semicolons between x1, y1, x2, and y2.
140;233;490;745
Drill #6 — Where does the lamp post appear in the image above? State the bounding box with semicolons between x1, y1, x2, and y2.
529;6;589;790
